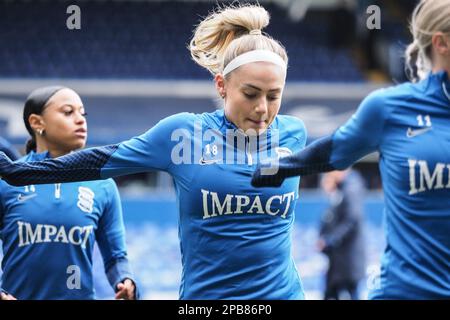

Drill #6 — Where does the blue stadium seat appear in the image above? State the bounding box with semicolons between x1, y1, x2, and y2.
0;0;366;82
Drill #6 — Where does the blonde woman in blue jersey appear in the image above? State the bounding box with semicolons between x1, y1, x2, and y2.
0;87;137;300
0;4;307;299
253;0;450;299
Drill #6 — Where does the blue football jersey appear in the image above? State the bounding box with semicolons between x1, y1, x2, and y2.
0;109;307;299
331;71;450;299
0;151;134;299
252;70;450;299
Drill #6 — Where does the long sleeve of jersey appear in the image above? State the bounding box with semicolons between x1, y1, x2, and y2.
95;179;136;297
252;90;386;187
0;113;189;186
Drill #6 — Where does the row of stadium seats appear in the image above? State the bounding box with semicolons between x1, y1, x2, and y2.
0;0;364;81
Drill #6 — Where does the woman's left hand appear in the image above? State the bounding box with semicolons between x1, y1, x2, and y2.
115;278;136;300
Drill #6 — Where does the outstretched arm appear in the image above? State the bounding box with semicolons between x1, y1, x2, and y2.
252;89;387;187
0;113;189;186
0;146;118;186
251;135;336;187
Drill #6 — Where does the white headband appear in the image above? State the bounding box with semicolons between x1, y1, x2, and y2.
222;50;287;76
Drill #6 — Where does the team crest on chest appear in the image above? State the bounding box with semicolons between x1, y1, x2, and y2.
77;187;95;213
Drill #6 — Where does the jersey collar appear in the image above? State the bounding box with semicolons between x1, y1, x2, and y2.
439;71;450;103
423;70;450;104
26;150;51;162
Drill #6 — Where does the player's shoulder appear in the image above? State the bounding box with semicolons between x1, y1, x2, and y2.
152;112;196;128
273;114;307;140
0;154;29;188
164;112;199;123
16;153;34;164
354;82;417;120
364;80;424;106
150;112;204;138
83;177;117;191
75;178;119;207
198;109;228;130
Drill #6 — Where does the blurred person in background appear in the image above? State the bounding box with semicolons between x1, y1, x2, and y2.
252;0;450;299
0;86;137;300
318;169;366;300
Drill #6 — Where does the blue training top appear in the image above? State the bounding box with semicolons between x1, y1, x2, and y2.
0;109;307;299
0;151;134;299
